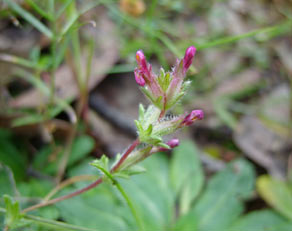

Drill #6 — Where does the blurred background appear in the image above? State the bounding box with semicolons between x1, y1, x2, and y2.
0;0;292;230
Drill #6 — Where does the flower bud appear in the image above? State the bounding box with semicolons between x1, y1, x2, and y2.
183;46;196;72
182;109;204;126
159;138;180;151
167;138;180;148
136;50;148;72
134;69;146;86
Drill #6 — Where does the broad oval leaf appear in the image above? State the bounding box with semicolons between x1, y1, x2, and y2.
227;210;292;231
257;175;292;220
170;140;204;214
176;158;255;231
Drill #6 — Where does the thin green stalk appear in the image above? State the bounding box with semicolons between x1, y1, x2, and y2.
0;207;97;231
49;37;57;106
85;39;95;88
56;123;77;183
102;0;292;58
24;0;53;21
115;181;144;231
56;0;74;19
25;214;97;231
146;0;158;20
98;167;144;231
55;2;84;182
196;20;292;50
0;53;42;70
69;2;83;90
3;0;53;39
49;0;58;107
58;1;101;41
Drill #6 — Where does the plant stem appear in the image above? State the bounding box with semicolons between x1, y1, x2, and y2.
111;138;140;172
0;207;96;231
24;213;97;231
115;181;144;231
49;0;57;106
97;166;144;231
56;124;77;183
44;175;96;201
22;178;103;213
22;139;140;213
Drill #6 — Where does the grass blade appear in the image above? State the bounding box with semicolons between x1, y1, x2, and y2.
24;0;53;21
4;0;53;39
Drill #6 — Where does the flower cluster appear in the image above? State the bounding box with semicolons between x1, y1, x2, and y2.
134;46;197;113
118;46;204;171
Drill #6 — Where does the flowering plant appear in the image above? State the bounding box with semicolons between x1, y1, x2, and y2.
6;47;203;230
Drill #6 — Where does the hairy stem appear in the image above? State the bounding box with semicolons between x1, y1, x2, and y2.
111;138;140;172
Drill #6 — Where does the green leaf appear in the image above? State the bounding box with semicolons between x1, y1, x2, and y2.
91;155;110;177
119;165;146;176
145;124;153;135
140;87;155;103
0;164;16;196
196;20;292;50
138;104;145;121
176;159;255;231
3;195;22;229
58;1;101;41
257;175;292;220
120;154;174;230
55;186;129;231
227;210;292;231
170;141;204;214
18;179;54;198
0;53;42;70
134;120;143;133
68;135;95;167
32;135;94;175
24;0;54;21
0;129;27;180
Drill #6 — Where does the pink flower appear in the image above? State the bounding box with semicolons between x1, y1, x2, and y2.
134;50;163;99
183;46;196;72
136;50;148;74
182;109;204;126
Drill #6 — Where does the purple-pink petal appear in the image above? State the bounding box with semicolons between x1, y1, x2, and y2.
159;138;180;151
167;138;180;148
182;109;204;126
183;46;196;72
134;69;146;86
136;50;148;72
